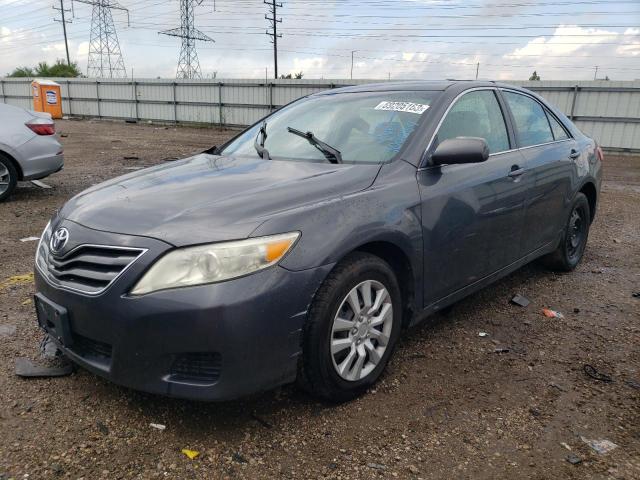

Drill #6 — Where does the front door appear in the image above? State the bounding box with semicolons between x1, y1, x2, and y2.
417;89;530;306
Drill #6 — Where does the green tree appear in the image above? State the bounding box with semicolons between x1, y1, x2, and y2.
294;71;304;79
8;59;81;78
529;70;541;81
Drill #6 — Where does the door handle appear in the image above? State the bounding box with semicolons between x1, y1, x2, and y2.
508;167;525;178
569;149;580;159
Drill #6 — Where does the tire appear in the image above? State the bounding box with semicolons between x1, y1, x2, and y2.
541;192;591;272
298;252;402;402
0;154;18;202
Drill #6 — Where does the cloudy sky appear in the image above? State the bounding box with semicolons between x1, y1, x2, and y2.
1;0;639;80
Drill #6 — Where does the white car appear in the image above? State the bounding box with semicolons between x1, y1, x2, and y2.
0;103;64;201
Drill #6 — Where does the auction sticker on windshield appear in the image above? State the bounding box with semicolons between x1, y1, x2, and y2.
374;101;429;114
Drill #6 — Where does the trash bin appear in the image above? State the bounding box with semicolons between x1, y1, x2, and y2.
31;79;63;119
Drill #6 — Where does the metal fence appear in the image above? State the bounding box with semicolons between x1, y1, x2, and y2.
1;77;639;151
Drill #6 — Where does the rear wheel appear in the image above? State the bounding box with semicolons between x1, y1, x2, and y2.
541;192;591;272
0;154;18;202
298;252;402;402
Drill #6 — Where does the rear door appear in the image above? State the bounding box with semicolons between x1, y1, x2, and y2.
500;89;576;256
417;88;531;305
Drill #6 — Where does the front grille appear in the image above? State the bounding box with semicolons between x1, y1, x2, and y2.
71;332;113;368
169;353;222;384
38;242;145;295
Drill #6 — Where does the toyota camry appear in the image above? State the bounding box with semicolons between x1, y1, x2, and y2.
34;81;602;402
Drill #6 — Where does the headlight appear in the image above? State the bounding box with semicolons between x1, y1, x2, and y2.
35;221;52;271
130;232;300;295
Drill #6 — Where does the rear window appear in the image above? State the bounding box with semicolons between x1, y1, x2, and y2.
503;91;554;147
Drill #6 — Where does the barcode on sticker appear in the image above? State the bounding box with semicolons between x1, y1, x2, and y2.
374;101;429;114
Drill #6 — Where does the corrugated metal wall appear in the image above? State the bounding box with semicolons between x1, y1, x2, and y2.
1;78;638;151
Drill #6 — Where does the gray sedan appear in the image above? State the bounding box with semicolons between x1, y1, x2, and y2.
0;103;64;201
34;81;601;402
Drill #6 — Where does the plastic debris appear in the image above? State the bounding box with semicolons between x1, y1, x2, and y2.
581;437;618;455
566;453;582;465
150;423;166;431
493;347;510;354
542;308;564;319
31;180;52;189
123;155;139;160
560;442;572;451
478;332;489;337
21;299;31;306
15;357;73;377
510;294;530;307
367;463;387;471
583;364;613;383
20;236;40;242
632;292;640;298
181;449;200;460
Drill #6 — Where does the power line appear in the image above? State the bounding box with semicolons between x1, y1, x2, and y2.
264;0;282;79
159;0;214;79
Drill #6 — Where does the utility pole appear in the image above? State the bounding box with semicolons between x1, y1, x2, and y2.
594;66;599;80
53;0;72;66
159;0;214;79
475;62;479;80
265;0;282;79
351;50;357;80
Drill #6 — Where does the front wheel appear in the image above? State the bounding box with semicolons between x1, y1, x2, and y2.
541;192;591;272
298;252;402;402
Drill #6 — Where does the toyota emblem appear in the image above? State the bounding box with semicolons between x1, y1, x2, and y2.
50;227;69;253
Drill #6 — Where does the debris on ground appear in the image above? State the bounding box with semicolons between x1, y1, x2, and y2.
0;273;34;291
581;437;618;455
566;453;583;465
583;364;613;383
15;357;73;378
624;379;640;390
560;442;572;451
632;292;640;298
181;449;200;460
30;180;52;189
493;347;510;354
510;294;530;307
478;332;489;337
96;421;109;435
367;463;387;470
542;308;564;319
149;423;166;431
0;325;17;337
123;155;140;160
250;412;273;429
232;452;248;464
60;133;68;138
19;236;40;242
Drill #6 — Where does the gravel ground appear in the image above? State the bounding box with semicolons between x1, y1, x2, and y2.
0;119;638;480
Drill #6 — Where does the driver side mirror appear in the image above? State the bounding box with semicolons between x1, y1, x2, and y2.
431;137;489;166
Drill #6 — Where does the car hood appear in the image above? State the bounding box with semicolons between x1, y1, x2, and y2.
60;153;381;246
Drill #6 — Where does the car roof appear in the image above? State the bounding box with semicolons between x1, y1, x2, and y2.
312;80;526;95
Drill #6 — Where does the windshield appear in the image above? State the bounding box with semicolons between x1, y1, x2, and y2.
221;90;440;164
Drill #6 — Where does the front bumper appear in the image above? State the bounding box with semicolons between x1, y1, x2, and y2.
34;222;332;401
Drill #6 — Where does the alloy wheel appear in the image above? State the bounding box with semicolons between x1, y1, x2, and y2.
0;163;11;196
330;280;393;382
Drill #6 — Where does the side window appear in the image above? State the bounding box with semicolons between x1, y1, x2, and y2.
546;111;570;141
436;90;509;154
503;91;554;147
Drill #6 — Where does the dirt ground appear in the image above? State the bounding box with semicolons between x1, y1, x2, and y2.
0;119;638;480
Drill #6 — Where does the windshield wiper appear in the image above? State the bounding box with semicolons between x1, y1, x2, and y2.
254;121;271;160
286;127;343;164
